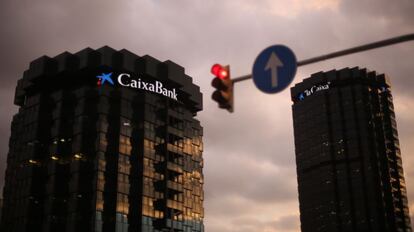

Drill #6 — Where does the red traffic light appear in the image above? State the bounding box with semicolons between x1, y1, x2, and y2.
210;64;233;112
211;64;229;79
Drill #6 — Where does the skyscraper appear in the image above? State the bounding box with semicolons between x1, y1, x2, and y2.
291;67;411;231
1;46;204;232
0;198;3;225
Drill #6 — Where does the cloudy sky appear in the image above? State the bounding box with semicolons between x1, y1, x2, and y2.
1;0;413;231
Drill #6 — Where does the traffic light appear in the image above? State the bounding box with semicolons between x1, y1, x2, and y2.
211;64;233;112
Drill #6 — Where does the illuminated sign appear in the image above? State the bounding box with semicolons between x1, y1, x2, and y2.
298;82;330;100
304;82;330;96
97;72;178;100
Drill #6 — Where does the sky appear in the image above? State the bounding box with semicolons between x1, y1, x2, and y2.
0;0;413;231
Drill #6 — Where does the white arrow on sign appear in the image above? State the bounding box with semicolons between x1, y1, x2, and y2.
265;52;284;88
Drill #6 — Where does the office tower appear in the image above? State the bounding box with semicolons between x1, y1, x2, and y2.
1;46;204;232
291;67;411;231
0;198;2;225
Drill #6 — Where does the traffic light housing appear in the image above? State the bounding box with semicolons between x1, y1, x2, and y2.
211;64;233;112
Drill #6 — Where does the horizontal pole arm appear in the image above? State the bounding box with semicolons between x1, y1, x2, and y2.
297;33;414;66
233;74;252;83
232;33;414;83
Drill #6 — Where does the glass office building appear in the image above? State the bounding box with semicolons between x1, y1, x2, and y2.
1;47;204;232
291;67;411;231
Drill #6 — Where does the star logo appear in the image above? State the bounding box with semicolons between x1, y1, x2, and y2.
96;73;114;86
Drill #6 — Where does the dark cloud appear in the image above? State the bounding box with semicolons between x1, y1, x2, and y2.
273;215;301;231
208;214;300;232
204;152;297;203
341;0;414;26
206;215;300;232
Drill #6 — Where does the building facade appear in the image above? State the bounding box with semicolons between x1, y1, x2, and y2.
291;67;411;231
0;198;2;225
1;47;204;232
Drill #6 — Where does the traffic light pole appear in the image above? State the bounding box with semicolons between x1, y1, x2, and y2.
232;33;414;83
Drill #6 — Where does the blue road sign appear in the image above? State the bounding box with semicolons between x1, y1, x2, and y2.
252;45;297;94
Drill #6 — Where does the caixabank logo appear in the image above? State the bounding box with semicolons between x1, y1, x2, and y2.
96;72;178;101
96;72;115;86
